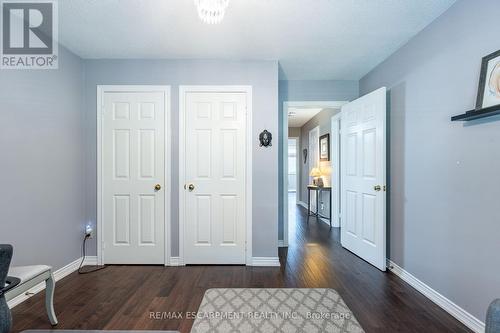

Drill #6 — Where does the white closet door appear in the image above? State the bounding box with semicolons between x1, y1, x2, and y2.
102;91;165;264
183;92;247;264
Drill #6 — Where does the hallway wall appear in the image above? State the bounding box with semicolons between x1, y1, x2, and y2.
360;0;500;322
0;46;86;270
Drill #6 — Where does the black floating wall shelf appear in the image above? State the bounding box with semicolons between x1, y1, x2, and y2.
451;104;500;121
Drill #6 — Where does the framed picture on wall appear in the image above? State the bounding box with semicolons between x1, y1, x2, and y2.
319;134;330;161
476;49;500;110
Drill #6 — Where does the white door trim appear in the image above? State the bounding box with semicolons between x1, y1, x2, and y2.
282;108;289;247
331;113;341;228
96;85;172;266
281;101;348;246
284;101;349;109
282;136;300;247
295;137;300;206
179;85;253;265
288;136;300;199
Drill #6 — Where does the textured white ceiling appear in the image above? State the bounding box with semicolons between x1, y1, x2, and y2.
58;0;455;80
288;107;324;127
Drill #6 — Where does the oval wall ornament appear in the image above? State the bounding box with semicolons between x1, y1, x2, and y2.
259;130;272;147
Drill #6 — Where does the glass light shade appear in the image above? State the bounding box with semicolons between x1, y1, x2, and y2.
321;166;332;176
194;0;230;24
310;167;322;177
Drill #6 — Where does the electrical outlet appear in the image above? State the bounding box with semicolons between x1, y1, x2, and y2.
85;224;94;239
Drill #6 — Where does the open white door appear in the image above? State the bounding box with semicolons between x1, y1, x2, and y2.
340;87;386;271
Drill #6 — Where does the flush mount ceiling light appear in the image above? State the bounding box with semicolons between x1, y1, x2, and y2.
194;0;229;24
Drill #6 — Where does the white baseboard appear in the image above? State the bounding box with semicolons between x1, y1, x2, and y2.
167;257;280;266
387;260;485;333
169;257;280;267
168;257;184;266
7;256;98;309
250;257;280;267
83;256;98;266
318;217;331;226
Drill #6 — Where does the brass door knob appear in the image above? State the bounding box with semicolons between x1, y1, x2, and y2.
374;185;382;192
188;184;195;192
154;184;162;191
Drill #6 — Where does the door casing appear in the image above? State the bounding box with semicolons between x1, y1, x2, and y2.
97;85;172;266
178;85;253;265
288;136;300;202
331;113;341;228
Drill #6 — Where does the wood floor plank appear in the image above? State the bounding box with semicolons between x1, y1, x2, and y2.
10;202;472;333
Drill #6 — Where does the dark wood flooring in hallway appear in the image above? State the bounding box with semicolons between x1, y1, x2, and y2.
11;197;471;332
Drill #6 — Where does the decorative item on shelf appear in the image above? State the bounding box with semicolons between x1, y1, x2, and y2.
319;133;330;161
259;130;272;147
310;167;323;186
303;149;308;164
452;49;500;121
316;177;324;187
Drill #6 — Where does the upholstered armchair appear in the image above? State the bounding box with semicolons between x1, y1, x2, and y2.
486;299;500;333
1;244;20;333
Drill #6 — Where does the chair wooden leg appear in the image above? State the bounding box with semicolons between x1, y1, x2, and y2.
45;273;58;325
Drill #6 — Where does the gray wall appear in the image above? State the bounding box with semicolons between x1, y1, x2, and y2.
278;80;358;240
84;59;279;257
360;0;500;321
288;127;301;138
0;46;86;270
298;109;340;218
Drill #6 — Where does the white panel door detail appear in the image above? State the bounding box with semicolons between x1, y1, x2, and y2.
184;92;246;264
308;126;320;211
102;91;165;264
340;87;386;271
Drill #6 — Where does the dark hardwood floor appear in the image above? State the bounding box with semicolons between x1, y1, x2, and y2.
11;195;471;332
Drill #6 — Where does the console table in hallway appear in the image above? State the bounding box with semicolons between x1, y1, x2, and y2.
307;185;332;228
